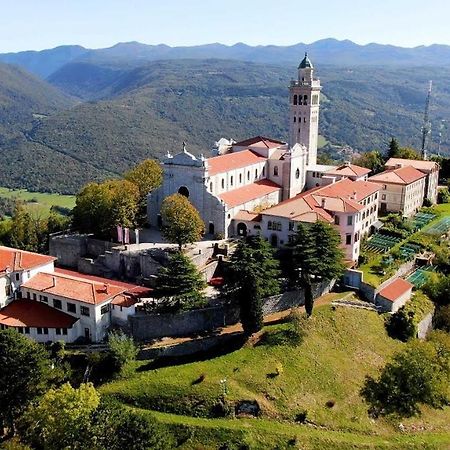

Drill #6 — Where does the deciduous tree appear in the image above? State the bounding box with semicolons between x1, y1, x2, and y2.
160;193;204;250
124;159;163;225
352;150;384;174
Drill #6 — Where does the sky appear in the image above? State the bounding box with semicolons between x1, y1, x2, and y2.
1;0;450;53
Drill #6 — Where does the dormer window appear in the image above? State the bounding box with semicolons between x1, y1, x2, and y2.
273;166;279;176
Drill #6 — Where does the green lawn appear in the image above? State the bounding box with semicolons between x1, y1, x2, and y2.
0;187;76;217
100;303;450;448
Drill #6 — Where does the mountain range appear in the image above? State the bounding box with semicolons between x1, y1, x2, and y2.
3;39;450;78
0;39;449;194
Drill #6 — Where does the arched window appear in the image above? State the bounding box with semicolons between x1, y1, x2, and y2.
295;168;300;179
293;116;296;123
221;178;225;189
273;166;278;176
178;186;189;198
303;94;308;105
293;94;298;105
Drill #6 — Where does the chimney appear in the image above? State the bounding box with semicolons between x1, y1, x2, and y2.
321;198;326;208
103;283;109;294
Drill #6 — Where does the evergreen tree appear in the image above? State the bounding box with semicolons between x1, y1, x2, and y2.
160;194;205;250
291;222;345;316
225;236;280;335
155;251;206;309
387;137;401;159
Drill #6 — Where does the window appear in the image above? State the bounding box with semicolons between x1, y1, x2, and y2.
346;234;352;245
303;94;308;105
24;327;30;334
255;169;258;179
27;292;31;299
67;303;76;313
293;94;298;105
289;222;295;231
375;192;378;200
15;273;20;281
268;221;273;230
56;328;61;335
262;166;265;177
62;328;68;336
221;178;225;189
247;171;250;181
355;232;360;242
382;194;386;200
273;166;279;176
334;215;340;225
53;299;62;310
230;176;233;186
239;173;242;183
42;296;48;303
295;168;300;179
347;216;353;226
383;184;387;190
293;116;296;123
81;306;90;317
43;328;48;334
32;293;37;301
17;327;23;334
209;182;213;191
101;304;110;315
37;327;42;335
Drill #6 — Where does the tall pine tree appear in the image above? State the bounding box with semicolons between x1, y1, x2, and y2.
155;251;206;310
291;222;345;316
225;236;280;335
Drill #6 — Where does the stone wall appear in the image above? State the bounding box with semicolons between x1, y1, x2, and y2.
130;281;334;341
417;311;434;339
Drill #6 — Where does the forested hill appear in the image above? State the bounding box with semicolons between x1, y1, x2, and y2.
4;39;450;79
1;58;450;194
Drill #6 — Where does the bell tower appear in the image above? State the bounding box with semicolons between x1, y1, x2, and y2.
288;53;321;166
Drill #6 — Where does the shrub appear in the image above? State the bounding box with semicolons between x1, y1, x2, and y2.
438;188;450;204
385;307;416;342
434;305;450;332
107;331;138;375
361;340;450;417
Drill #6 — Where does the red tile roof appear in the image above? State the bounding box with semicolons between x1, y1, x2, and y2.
111;294;138;308
233;210;262;222
317;178;381;202
325;163;371;178
218;180;281;208
0;246;55;275
378;278;413;302
385;158;438;173
207;150;267;176
0;299;78;328
54;268;152;297
233;136;286;149
369;166;427;185
22;272;126;305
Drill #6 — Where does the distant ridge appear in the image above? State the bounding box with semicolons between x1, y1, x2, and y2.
2;39;450;79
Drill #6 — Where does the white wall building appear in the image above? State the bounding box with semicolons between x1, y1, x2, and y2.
385;158;439;204
368;166;427;217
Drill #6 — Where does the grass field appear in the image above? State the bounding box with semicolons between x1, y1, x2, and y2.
101;301;450;448
0;187;76;216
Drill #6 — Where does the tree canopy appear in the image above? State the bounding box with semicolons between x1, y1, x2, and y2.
361;336;450;417
160;193;204;250
0;329;60;432
155;251;206;310
225;236;280;334
72;179;139;239
290;222;345;316
124;159;163;225
352;150;384;174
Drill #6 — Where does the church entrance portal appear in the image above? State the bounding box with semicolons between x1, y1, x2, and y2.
178;186;190;198
237;222;247;237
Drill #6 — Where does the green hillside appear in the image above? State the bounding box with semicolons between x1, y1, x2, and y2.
2;59;450;194
101;303;450;449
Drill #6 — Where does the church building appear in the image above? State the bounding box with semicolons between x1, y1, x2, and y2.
148;54;381;262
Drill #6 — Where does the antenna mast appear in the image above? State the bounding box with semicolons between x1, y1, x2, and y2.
421;80;433;160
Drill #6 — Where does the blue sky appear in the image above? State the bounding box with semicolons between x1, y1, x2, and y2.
1;0;449;52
